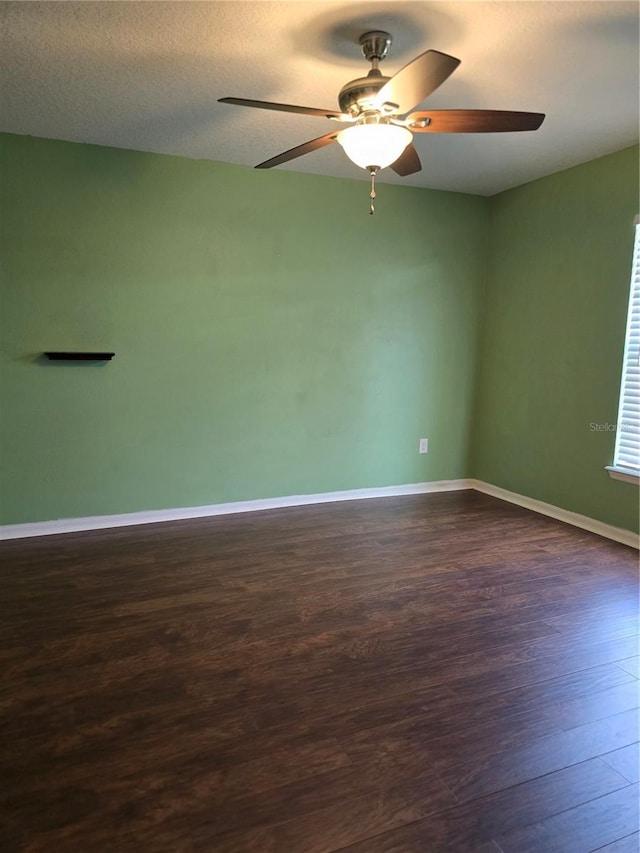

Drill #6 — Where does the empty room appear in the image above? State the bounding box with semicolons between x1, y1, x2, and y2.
1;2;639;851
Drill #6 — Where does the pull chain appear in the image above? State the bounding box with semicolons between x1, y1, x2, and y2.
369;168;377;215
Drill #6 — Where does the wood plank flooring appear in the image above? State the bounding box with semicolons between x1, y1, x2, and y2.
1;490;638;852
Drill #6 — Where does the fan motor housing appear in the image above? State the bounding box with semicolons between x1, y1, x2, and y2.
338;72;390;115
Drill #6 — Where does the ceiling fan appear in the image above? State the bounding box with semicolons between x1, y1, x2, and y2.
219;31;545;212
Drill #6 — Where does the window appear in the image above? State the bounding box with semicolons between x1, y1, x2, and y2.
607;220;640;483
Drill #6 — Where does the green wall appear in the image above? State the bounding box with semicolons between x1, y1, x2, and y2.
472;145;639;533
0;133;487;524
2;135;637;532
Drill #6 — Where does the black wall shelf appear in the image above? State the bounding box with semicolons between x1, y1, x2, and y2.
44;352;115;361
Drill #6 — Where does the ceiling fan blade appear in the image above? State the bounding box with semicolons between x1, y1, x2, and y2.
407;110;545;133
390;144;422;176
255;130;341;169
219;97;350;121
375;50;461;115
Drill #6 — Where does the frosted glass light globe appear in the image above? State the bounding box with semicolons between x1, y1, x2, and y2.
337;124;412;170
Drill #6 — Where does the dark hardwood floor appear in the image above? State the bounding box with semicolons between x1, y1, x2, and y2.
1;490;638;852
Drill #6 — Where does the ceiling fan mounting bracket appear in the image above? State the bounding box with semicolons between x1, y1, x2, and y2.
359;31;392;64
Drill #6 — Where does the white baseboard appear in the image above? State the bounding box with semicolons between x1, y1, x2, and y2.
0;479;473;540
2;477;637;549
471;479;639;550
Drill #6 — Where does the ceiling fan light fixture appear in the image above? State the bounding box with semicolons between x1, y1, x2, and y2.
337;123;412;171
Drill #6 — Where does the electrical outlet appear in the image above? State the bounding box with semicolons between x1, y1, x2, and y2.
419;438;429;454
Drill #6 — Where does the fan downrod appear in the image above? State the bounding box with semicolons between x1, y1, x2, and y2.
338;31;394;115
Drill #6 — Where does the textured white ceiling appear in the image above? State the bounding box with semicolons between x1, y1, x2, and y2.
1;1;638;195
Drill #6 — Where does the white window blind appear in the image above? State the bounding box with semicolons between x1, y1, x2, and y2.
612;222;640;474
